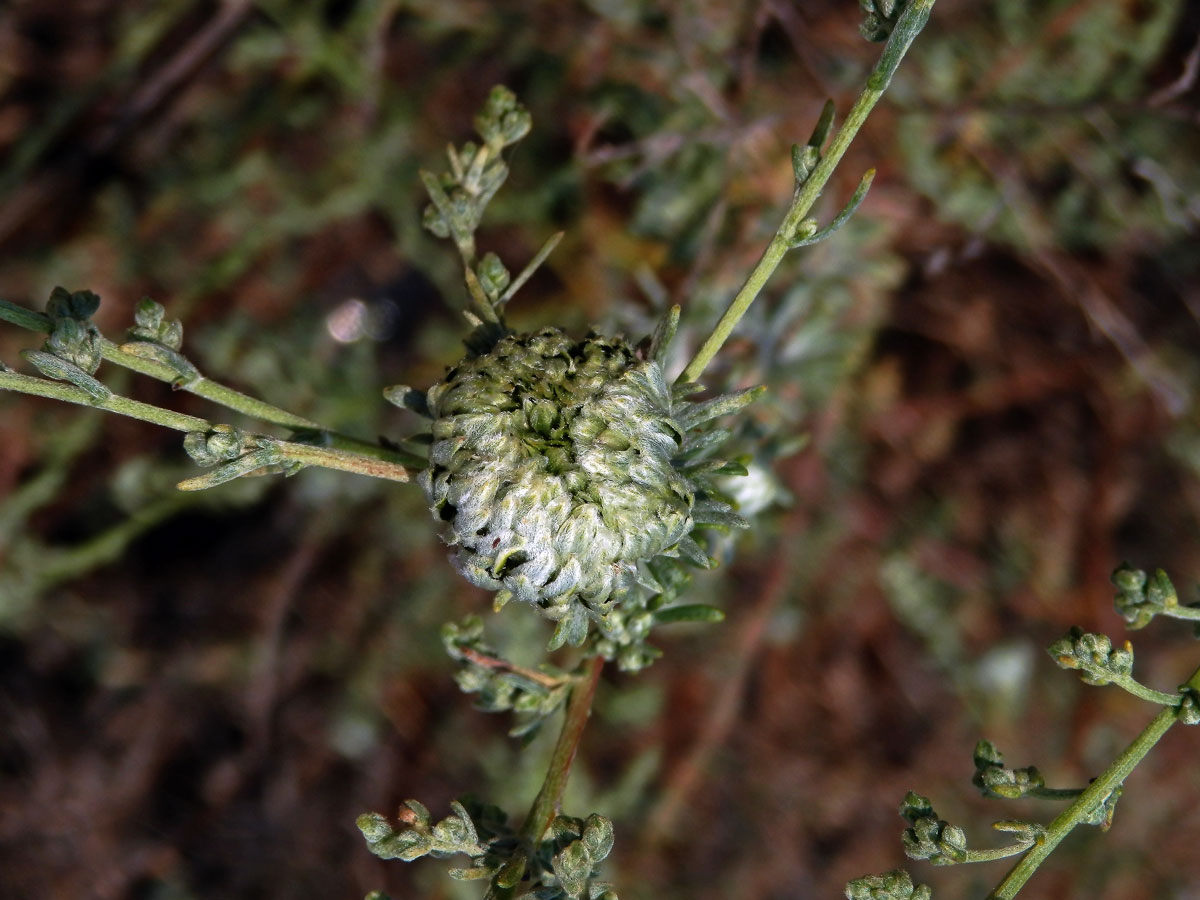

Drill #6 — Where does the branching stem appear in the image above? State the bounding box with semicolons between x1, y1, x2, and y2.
0;367;211;432
988;660;1200;898
678;0;935;385
0;370;412;488
0;298;417;473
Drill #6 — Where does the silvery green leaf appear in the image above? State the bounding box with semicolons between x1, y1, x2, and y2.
672;534;712;569
677;386;764;431
653;604;724;624
692;499;749;530
22;350;110;400
679;427;732;458
646;305;680;366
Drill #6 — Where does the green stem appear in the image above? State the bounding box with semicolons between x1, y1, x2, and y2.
519;655;605;845
456;645;569;691
677;0;935;385
265;440;413;483
988;660;1200;899
1162;606;1200;621
963;843;1037;864
1112;674;1181;707
1027;786;1084;801
0;368;211;432
1;371;412;488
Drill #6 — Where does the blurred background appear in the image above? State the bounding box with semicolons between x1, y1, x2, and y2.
1;1;1199;898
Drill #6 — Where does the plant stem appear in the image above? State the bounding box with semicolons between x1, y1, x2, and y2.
1;370;412;488
268;440;413;482
988;660;1200;899
519;655;605;844
0;368;211;432
456;646;568;691
1162;606;1200;622
1112;674;1182;706
1028;786;1084;801
963;843;1036;864
677;0;935;386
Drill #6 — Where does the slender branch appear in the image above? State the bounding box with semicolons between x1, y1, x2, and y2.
963;843;1038;864
0;368;211;432
988;660;1200;899
499;232;564;306
677;0;935;385
457;646;568;691
1160;606;1200;622
1;370;412;489
1026;786;1085;801
519;655;605;844
1111;674;1182;707
175;438;411;491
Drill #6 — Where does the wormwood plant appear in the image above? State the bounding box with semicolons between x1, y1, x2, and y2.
4;3;1195;898
26;2;1192;897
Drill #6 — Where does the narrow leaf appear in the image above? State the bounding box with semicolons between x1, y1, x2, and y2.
678;385;764;431
653;604;725;624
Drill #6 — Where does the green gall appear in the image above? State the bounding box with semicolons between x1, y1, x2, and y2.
418;326;732;643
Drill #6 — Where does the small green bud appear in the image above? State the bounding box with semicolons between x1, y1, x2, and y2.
185;424;252;466
1179;687;1200;726
1111;564;1147;594
972;739;1003;770
552;839;593;898
792;218;819;243
130;298;185;350
899;792;934;824
1145;569;1178;609
357;812;392;844
475;85;531;150
1112;565;1177;629
582;814;615;861
1048;627;1133;685
46;286;100;320
42;307;103;375
846;869;931;900
859;0;905;41
477;252;511;299
494;849;527;888
899;793;966;864
792;143;821;184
